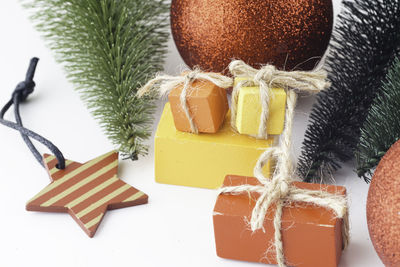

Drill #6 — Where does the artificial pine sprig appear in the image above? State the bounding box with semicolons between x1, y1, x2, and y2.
356;58;400;182
23;0;169;160
298;0;400;182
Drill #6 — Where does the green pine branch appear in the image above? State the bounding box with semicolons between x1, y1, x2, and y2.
22;0;170;160
356;57;400;181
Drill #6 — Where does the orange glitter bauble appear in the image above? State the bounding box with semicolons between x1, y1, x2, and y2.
367;140;400;267
171;0;333;73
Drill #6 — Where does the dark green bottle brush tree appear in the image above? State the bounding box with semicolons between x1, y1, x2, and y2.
298;0;400;183
356;58;400;182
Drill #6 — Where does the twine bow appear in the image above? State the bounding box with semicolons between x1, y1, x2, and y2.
138;60;349;266
137;68;232;134
137;60;329;138
229;60;330;139
219;63;349;267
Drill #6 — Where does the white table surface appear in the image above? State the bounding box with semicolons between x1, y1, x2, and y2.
0;1;383;266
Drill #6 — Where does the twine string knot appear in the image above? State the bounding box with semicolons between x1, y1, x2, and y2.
137;68;233;134
229;60;331;139
255;64;276;86
136;60;348;267
220;61;347;267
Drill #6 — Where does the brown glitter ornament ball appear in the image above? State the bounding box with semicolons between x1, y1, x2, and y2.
170;0;333;73
367;140;400;266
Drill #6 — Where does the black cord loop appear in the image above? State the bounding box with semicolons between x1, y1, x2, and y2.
0;58;66;169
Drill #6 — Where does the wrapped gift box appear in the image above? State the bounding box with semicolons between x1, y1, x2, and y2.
155;103;275;189
168;79;229;133
213;175;346;267
234;77;287;136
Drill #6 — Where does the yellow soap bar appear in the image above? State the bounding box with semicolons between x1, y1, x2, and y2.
155;103;275;189
235;77;287;136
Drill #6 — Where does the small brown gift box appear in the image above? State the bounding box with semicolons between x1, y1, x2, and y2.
213;175;347;267
168;79;229;133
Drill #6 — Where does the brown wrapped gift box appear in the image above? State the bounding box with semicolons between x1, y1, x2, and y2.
213;175;346;267
168;79;229;133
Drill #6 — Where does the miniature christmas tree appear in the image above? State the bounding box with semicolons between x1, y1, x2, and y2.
23;0;170;160
298;0;400;182
356;58;400;181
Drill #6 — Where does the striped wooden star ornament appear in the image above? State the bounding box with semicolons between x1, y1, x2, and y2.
26;151;148;237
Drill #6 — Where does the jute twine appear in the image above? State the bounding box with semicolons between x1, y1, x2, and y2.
219;63;349;267
137;61;349;267
228;60;330;139
137;68;232;134
137;60;328;139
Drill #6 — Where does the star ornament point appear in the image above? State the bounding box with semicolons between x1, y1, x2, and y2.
26;151;148;237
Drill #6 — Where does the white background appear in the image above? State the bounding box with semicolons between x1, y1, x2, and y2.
0;1;382;266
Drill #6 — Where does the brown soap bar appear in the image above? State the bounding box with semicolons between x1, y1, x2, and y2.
168;79;229;133
213;175;346;267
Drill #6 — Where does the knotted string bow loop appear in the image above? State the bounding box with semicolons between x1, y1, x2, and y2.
220;61;348;267
0;58;66;170
137;68;233;134
228;60;331;139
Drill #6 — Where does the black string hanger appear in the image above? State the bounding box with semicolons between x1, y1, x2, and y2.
0;58;148;238
0;58;66;169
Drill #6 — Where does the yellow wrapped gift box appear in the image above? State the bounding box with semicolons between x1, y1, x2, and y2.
154;103;276;189
234;77;287;136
